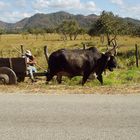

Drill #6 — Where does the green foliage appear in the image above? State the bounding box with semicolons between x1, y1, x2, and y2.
0;28;5;34
88;11;120;36
88;11;140;44
133;26;140;37
100;11;118;34
0;28;5;40
88;11;123;46
57;20;85;40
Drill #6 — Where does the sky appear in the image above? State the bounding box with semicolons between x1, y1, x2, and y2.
0;0;140;23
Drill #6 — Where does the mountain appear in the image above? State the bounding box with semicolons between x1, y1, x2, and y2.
17;11;98;29
0;11;140;31
0;11;98;30
124;17;140;26
0;21;6;28
13;18;29;29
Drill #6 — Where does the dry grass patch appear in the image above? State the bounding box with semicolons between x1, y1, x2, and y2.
0;83;140;94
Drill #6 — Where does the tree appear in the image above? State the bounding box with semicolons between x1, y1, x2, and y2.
134;26;140;36
88;11;121;46
74;28;86;40
0;28;5;41
28;27;43;40
21;30;29;40
131;26;140;37
57;20;82;40
124;22;136;36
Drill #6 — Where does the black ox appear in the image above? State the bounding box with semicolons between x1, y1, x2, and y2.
46;47;117;85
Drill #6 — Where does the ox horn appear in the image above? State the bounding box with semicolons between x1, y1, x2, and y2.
106;39;118;56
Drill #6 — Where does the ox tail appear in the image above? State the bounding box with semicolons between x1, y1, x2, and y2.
44;45;49;65
44;45;51;82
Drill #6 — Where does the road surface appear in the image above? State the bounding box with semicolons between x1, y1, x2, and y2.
0;93;140;140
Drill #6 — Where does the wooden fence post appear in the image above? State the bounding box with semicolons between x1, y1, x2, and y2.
20;44;24;56
83;43;86;50
135;44;139;67
0;50;3;57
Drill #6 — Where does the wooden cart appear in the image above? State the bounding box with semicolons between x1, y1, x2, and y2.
0;46;48;85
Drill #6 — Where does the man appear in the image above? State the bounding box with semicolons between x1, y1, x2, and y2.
25;50;37;82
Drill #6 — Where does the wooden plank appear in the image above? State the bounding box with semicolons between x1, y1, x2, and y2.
0;58;10;67
26;72;46;77
33;72;46;77
11;58;27;73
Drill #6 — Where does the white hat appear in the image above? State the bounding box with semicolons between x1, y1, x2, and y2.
25;50;32;56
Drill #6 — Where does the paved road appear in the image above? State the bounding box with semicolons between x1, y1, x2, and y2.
0;93;140;140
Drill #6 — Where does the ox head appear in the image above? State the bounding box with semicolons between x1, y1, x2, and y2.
104;51;117;72
105;42;118;71
106;54;117;71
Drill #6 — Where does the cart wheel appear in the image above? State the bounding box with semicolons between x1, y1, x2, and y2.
0;74;9;84
0;67;17;85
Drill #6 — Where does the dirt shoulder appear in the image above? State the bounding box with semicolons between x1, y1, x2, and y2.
0;83;140;94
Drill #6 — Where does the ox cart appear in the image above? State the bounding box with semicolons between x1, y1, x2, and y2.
0;46;48;85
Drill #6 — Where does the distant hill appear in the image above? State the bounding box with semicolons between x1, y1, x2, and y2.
0;11;98;30
0;21;12;29
124;17;140;26
0;11;140;31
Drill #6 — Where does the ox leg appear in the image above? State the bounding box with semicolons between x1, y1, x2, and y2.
46;72;54;82
82;73;90;86
56;75;62;84
97;75;103;85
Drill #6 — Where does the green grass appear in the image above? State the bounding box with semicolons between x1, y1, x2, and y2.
103;67;140;85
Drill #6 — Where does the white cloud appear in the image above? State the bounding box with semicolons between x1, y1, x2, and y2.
15;0;27;8
109;0;140;19
110;0;123;5
82;1;96;11
0;1;10;11
121;4;140;19
33;0;49;9
10;11;31;18
50;0;81;8
126;5;140;13
33;0;82;9
0;11;32;23
33;0;97;11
